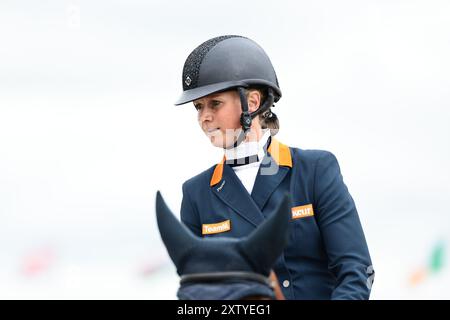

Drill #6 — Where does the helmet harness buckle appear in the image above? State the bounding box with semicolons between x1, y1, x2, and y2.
232;86;275;148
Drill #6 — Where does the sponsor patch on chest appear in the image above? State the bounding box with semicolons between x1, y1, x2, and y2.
202;219;231;235
291;204;314;220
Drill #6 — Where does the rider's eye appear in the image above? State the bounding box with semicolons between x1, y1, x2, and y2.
211;100;221;107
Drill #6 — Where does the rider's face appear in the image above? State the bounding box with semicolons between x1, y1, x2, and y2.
194;91;242;148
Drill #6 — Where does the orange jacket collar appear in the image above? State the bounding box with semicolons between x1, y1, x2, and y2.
210;138;292;186
267;138;293;169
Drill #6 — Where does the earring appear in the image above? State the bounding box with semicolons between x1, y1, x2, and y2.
263;111;273;119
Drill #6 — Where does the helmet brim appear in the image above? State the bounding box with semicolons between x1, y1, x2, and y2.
174;81;246;106
174;80;281;105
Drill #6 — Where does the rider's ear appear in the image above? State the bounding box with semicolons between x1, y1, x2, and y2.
247;90;261;113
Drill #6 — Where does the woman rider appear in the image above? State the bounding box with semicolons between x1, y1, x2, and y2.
174;35;374;300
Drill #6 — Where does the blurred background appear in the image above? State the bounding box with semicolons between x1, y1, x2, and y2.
0;0;449;299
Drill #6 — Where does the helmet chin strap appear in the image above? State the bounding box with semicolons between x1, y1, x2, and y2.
225;87;275;149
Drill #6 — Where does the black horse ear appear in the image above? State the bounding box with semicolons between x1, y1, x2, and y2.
240;193;291;275
155;191;198;270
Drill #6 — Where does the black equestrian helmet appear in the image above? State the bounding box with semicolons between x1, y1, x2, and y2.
174;35;282;106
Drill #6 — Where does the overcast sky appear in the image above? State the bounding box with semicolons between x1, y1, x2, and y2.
1;0;449;299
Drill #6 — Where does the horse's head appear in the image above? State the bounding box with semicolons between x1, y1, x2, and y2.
155;191;290;300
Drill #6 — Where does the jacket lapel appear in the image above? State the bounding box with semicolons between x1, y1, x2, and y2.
210;160;265;228
209;138;293;227
251;139;293;211
251;162;290;211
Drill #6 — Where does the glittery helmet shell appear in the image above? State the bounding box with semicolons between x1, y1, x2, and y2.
174;35;282;106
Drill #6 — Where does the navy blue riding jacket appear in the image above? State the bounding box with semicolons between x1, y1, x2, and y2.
180;138;374;299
